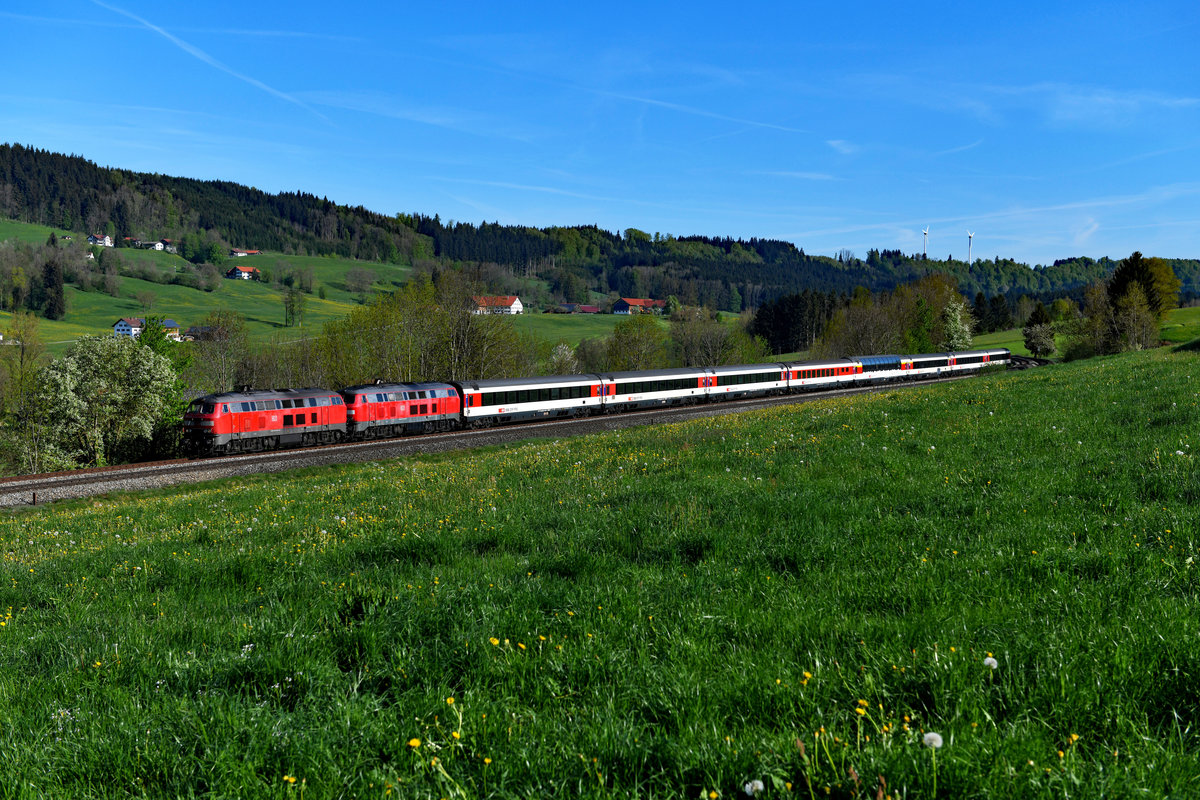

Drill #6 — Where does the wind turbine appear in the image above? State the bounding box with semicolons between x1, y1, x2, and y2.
967;231;974;265
922;227;929;258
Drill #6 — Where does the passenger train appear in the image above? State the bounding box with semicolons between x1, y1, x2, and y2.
182;349;1010;456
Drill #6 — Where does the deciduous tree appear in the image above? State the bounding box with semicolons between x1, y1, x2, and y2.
607;313;668;371
0;311;49;473
188;309;247;393
37;336;176;467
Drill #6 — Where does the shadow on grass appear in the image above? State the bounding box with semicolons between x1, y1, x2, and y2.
1172;338;1200;353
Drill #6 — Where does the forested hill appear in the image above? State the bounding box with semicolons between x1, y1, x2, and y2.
2;143;1196;306
0;143;426;263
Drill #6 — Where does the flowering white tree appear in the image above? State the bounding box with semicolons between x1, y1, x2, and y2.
36;335;176;467
940;298;974;351
546;342;579;374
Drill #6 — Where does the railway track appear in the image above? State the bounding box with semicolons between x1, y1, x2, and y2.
1007;355;1051;369
0;368;1022;508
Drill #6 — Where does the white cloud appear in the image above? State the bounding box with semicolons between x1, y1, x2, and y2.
826;139;858;155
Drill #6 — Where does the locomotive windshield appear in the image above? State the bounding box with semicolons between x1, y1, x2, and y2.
189;401;216;414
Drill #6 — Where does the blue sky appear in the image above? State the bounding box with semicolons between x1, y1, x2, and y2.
3;1;1198;266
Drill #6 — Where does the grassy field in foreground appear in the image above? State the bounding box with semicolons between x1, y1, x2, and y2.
1;350;1198;797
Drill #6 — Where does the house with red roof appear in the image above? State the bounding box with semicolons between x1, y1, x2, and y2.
226;265;261;280
472;296;523;315
612;298;666;314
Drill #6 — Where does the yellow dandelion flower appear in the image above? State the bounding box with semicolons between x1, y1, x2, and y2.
283;775;297;784
446;697;454;705
857;699;868;707
452;731;460;740
489;637;499;646
408;738;421;748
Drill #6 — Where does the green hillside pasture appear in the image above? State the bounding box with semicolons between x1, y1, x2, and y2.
970;327;1029;355
232;252;411;303
0;279;358;353
1;351;1197;797
1160;304;1200;345
511;312;636;346
0;218;58;244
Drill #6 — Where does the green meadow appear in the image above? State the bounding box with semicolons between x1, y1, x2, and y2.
0;218;60;245
0;219;412;352
1;350;1197;797
511;312;655;346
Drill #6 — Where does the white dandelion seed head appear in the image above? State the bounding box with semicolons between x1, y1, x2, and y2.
923;732;944;748
983;657;999;670
743;779;765;796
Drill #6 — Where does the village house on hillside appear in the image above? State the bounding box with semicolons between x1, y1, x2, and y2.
87;234;113;247
113;317;182;341
230;248;261;257
554;303;600;314
472;295;523;315
226;265;260;280
612;297;666;314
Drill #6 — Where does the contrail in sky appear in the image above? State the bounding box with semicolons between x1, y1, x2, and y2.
90;0;329;122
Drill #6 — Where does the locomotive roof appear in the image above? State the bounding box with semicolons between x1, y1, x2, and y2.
341;381;456;394
198;387;338;403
